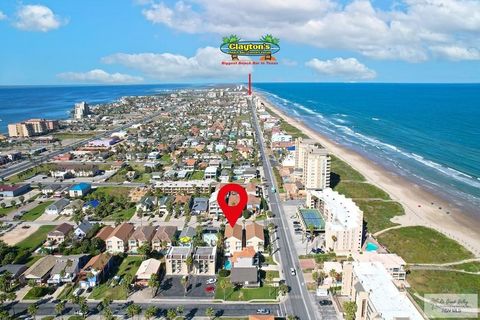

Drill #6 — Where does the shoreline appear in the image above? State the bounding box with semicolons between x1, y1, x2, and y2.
257;94;480;257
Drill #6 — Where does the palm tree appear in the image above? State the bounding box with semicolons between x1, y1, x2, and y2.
27;304;38;320
266;272;274;296
278;283;289;296
102;305;114;320
166;308;177;320
148;273;159;297
259;34;279;60
222;34;241;61
205;307;215;319
218;278;228;301
126;304;141;319
144;306;158;320
55;300;66;319
176;305;185;316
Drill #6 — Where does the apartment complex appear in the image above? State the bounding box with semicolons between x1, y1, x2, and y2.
74;101;90;120
294;137;330;190
307;188;363;254
8;119;59;137
224;222;265;256
154;180;214;194
342;262;423;320
192;247;216;276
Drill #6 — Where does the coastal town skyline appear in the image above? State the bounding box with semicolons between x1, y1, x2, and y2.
1;0;480;85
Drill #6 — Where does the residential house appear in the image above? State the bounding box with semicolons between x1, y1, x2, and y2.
178;226;195;246
245;222;265;253
152;226;177;251
47;254;89;285
95;226;114;241
136;196;157;212
105;223;135;254
154;180;213;195
47;223;74;244
45;198;70;215
192;247;216;276
79;253;113;289
0;264;28;284
50;164;100;178
157;196;170;216
24;255;57;284
74;220;94;239
165;246;192;276
191;197;209;215
231;247;259;287
62;199;83;216
69;183;91;197
128;226;156;253
224;223;243;256
204;166;218;179
135;258;161;287
41;184;61;196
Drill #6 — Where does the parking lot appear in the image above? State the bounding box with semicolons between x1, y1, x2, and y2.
156;275;216;299
315;296;339;320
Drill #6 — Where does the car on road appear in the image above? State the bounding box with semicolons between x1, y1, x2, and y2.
206;278;217;284
205;285;215;293
319;299;333;306
256;309;270;315
73;288;83;296
290;268;296;276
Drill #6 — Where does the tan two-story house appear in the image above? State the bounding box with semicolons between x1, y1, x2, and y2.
106;223;135;254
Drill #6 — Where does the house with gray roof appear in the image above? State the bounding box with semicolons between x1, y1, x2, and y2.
45;199;70;215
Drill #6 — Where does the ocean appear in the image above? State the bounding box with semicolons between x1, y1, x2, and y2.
255;83;480;215
1;83;479;215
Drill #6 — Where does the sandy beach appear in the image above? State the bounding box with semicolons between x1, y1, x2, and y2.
258;95;480;257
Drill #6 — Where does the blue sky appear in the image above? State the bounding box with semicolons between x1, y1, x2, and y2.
1;0;479;85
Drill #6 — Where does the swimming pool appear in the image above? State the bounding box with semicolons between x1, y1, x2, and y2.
365;242;379;251
224;260;232;270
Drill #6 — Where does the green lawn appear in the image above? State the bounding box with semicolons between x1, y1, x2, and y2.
330;155;365;182
215;279;277;301
0;206;15;217
451;261;480;273
279;119;308;139
89;256;142;300
355;200;404;233
161;153;172;164
262;254;277;266
57;284;75;300
103;207;136;221
5;164;55;184
24;286;56;299
21;201;54;221
334;181;390;200
91;187;132;198
272;167;284;193
53;132;96;140
377;226;474;264
189;171;204;180
16;225;55;251
408;270;480;308
265;270;280;279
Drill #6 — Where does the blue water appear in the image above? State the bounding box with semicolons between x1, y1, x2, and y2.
0;84;197;132
224;260;232;270
365;242;379;252
255;83;480;215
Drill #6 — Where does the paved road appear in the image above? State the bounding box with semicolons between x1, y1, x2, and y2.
6;301;280;318
250;97;319;320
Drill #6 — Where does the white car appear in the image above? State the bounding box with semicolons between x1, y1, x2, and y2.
206;278;217;284
290;268;296;276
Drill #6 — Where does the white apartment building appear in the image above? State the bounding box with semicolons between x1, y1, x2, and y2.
74;102;90;120
295;137;330;190
342;262;423;320
307;188;363;254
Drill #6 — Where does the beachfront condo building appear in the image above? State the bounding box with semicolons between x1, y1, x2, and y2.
341;262;423;320
295;137;331;190
74;101;90;120
8;119;59;138
307;188;363;254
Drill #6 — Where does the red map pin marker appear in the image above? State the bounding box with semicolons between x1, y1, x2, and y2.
217;183;248;227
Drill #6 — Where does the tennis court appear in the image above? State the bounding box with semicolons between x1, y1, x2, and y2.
298;208;325;231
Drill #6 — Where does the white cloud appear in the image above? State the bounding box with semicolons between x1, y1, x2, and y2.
0;11;6;20
306;57;376;80
102;46;252;80
139;0;480;62
57;69;143;84
430;45;480;61
14;5;65;32
282;59;298;67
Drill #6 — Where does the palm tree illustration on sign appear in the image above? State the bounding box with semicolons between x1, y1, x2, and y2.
260;34;279;61
222;34;241;61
